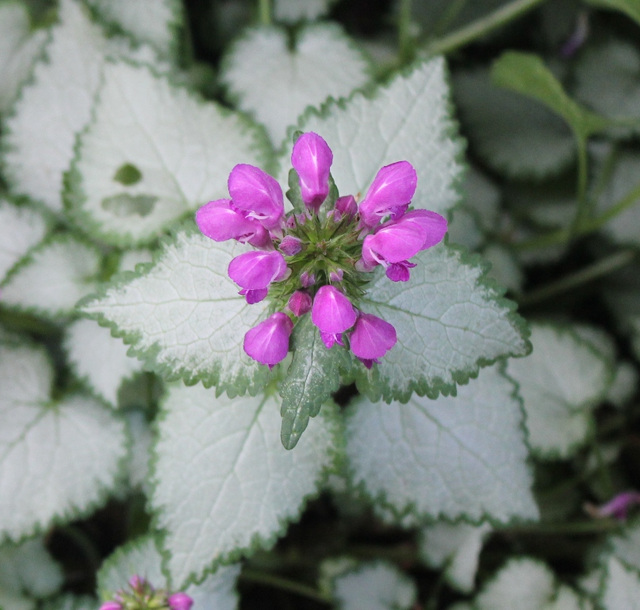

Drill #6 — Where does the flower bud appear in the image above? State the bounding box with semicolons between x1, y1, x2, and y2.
300;271;315;287
291;132;333;212
168;592;194;610
279;235;302;256
288;291;312;316
99;602;122;610
334;195;357;221
244;312;294;368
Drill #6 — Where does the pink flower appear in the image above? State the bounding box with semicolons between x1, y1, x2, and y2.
228;250;288;304
359;210;447;281
291;132;333;212
288;290;312;316
586;491;640;520
244;312;294;367
349;313;397;368
311;285;357;349
358;161;417;228
99;602;122;610
168;592;194;610
196;199;271;248
228;164;284;230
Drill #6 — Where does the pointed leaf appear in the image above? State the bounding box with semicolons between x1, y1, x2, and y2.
0;199;48;282
418;522;492;593
600;558;640;610
0;342;128;543
333;561;417;610
346;365;538;523
1;0;160;213
506;323;612;459
280;315;351;449
81;230;274;396
288;56;464;217
86;0;182;58
1;234;102;320
98;535;240;607
222;24;370;145
454;68;575;179
150;383;342;586
0;2;47;113
355;244;530;402
66;60;270;246
64;318;144;407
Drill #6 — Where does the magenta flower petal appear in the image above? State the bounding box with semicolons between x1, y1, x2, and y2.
361;221;425;268
588;491;640;520
386;261;416;282
228;250;288;290
239;288;269;304
320;331;344;349
350;313;397;362
359;161;417;228
400;209;448;250
228;164;284;229
168;592;194;610
291;132;333;212
311;285;357;334
99;602;122;610
288;290;312;316
244;312;294;367
196;199;270;247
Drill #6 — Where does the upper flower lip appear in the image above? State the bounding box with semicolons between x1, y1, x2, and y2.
228;164;284;230
291;132;333;212
228;250;288;289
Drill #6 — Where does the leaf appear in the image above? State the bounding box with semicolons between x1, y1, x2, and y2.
288;56;464;217
418;522;492;593
1;0;161;213
0;342;128;543
354;244;530;402
601;518;640;571
491;51;610;139
221;24;370;145
454;68;575;179
0;199;48;282
280;315;351;449
595;150;640;247
97;535;241;607
66;60;270;247
64;318;144;407
505;323;613;459
600;558;640;610
345;365;538;523
0;2;47;113
124;410;152;492
575;41;640;138
85;0;183;58
584;0;640;25
1;234;102;320
273;0;336;22
332;561;417;610
80;230;274;396
0;538;63;598
150;383;342;586
474;558;589;610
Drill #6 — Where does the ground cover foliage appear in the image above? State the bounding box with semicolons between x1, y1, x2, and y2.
1;0;640;608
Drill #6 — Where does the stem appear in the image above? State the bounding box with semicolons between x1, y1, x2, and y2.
519;249;636;307
516;179;640;251
258;0;271;26
570;136;590;236
397;0;414;64
240;569;332;605
425;0;549;55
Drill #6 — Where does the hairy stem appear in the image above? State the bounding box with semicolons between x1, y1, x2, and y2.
258;0;271;26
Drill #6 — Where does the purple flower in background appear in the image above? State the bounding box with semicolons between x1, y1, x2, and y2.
585;491;640;521
195;131;447;368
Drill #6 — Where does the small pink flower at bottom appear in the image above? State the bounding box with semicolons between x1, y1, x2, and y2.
168;592;194;610
350;313;397;368
311;285;357;349
99;602;122;610
244;312;294;368
585;491;640;520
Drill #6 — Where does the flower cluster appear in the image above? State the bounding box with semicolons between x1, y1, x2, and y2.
99;575;193;610
196;132;447;369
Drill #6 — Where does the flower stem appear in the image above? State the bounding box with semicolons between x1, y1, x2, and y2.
425;0;550;55
258;0;271;25
519;249;636;307
397;0;414;64
240;569;332;605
